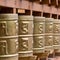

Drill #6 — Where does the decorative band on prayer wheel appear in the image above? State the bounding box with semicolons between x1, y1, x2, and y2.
0;54;18;60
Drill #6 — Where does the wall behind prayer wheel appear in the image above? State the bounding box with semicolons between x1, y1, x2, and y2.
18;15;33;57
0;14;18;60
33;17;45;54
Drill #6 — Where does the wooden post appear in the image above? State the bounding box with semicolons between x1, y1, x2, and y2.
30;2;33;16
49;0;51;4
56;0;58;6
57;8;58;19
41;5;43;17
13;8;16;14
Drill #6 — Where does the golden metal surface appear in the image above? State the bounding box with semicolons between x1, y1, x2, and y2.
33;17;45;54
0;14;18;60
18;15;33;57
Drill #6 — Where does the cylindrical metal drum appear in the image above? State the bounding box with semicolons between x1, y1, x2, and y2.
45;18;53;54
33;17;45;54
0;14;18;60
53;20;60;50
18;15;33;57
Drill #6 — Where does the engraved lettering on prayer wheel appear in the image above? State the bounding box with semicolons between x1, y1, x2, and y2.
45;18;53;53
53;20;60;50
33;35;45;53
18;16;33;35
53;20;60;33
0;14;18;60
45;34;53;51
53;34;60;49
33;17;45;34
0;14;18;36
18;35;33;57
0;37;18;55
45;18;53;33
33;17;45;53
18;15;33;57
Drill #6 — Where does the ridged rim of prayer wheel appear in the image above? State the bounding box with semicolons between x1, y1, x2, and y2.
0;14;18;20
18;15;33;20
34;16;45;21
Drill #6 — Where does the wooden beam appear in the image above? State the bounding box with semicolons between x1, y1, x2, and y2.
0;0;60;15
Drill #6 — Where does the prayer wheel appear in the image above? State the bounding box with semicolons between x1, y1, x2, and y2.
18;15;33;57
0;14;18;60
53;20;60;50
45;18;53;54
33;17;45;54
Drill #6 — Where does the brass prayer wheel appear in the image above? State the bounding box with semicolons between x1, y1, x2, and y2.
45;18;53;54
0;14;18;60
53;19;60;50
33;17;45;53
18;15;33;57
